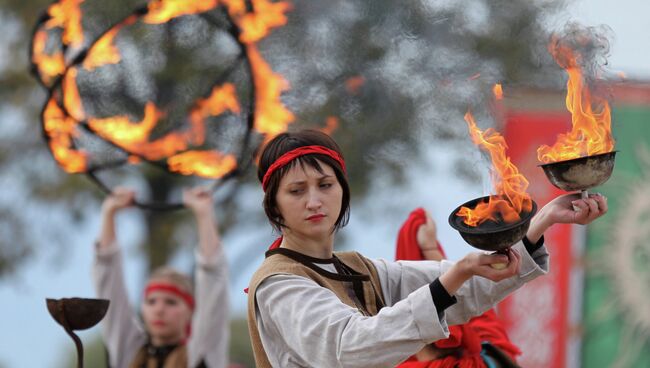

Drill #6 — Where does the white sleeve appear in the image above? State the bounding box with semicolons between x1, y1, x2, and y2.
370;240;549;325
188;244;230;368
443;241;549;325
92;242;147;368
254;273;449;368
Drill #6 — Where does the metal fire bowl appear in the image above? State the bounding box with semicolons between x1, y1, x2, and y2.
539;151;617;192
46;298;109;331
448;196;538;252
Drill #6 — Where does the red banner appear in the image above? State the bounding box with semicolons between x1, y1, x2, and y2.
498;111;579;368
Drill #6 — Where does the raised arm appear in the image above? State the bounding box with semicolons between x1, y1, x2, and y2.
183;187;230;368
97;187;135;249
92;188;147;367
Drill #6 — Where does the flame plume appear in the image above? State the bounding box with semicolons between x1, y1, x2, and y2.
46;0;85;48
457;111;533;226
493;83;503;100
43;97;87;173
144;0;219;24
84;16;137;71
224;0;295;141
168;151;237;178
31;31;66;84
537;31;615;163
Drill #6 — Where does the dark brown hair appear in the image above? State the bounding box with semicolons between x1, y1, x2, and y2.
257;129;350;232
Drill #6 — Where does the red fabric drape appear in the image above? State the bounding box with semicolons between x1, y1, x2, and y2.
395;208;521;368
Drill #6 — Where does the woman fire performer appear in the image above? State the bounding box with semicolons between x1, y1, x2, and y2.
396;208;521;368
93;186;229;368
246;129;607;368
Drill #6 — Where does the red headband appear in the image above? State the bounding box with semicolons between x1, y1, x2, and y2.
261;145;346;191
145;282;195;311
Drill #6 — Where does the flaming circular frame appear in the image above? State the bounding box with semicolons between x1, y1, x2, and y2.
29;0;293;210
449;195;538;252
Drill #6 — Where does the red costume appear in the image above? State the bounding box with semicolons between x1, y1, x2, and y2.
395;208;521;368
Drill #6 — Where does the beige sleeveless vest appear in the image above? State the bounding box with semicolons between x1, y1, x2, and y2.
247;248;386;368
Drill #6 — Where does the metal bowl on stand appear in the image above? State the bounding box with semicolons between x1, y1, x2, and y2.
539;151;616;193
448;195;538;252
46;298;109;368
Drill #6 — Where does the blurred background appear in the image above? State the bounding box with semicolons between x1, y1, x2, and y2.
0;0;649;367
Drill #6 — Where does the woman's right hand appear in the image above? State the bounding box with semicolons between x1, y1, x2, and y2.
439;248;521;295
458;248;521;282
101;187;135;215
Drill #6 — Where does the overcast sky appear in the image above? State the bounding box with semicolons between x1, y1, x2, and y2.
557;0;650;78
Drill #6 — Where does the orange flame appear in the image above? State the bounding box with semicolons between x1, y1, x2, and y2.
247;45;295;140
345;76;365;95
63;67;86;121
46;0;85;48
235;0;292;43
222;0;247;17
43;97;87;173
88;103;195;161
88;86;240;165
493;83;503;100
32;31;66;84
144;0;219;24
537;39;615;163
127;155;142;165
168;150;237;178
84;16;137;71
188;83;241;145
457;111;533;226
221;0;295;141
320;116;339;135
88;102;163;147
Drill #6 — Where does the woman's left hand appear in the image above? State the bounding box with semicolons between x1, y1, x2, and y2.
544;192;608;225
527;192;608;243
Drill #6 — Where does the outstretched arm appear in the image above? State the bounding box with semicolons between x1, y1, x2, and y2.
527;192;608;243
439;192;607;300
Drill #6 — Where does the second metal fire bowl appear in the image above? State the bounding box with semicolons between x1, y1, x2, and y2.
46;298;109;368
539;151;617;192
46;298;109;331
449;196;538;252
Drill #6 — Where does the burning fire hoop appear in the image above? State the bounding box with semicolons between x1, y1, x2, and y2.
29;0;294;210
